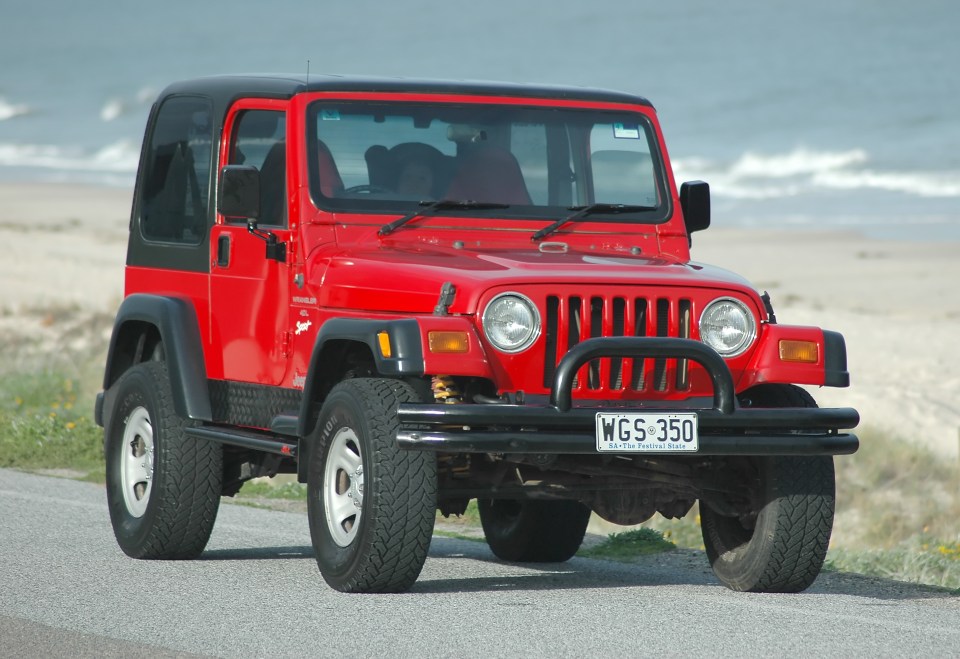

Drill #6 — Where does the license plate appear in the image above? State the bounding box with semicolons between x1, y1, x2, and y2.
595;412;699;452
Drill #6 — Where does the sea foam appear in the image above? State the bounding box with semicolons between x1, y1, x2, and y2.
0;98;31;121
674;147;960;200
0;140;139;174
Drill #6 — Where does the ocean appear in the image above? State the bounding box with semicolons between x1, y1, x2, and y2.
1;0;957;240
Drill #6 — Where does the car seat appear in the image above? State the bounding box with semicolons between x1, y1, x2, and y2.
317;140;344;197
445;146;532;205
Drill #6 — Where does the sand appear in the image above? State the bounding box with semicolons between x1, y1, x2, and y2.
1;182;957;458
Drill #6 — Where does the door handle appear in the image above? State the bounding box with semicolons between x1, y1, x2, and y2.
217;234;231;268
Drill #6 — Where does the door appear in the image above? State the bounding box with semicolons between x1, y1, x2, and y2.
209;100;292;385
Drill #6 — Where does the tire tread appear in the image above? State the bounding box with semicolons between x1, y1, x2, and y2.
701;384;835;593
310;378;436;593
107;361;222;560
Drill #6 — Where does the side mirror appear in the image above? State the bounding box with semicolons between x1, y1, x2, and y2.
219;164;286;263
218;165;260;220
680;180;710;235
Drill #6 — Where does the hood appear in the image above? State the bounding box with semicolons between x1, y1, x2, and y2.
313;244;756;314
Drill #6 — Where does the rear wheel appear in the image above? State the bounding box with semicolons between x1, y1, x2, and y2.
478;498;591;562
105;361;222;559
307;378;437;593
700;384;835;592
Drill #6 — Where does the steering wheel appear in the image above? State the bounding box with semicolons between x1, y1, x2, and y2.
343;184;392;195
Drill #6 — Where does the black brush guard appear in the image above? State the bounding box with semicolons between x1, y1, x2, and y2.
396;337;859;456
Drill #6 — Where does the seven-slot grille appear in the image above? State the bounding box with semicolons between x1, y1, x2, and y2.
542;294;693;395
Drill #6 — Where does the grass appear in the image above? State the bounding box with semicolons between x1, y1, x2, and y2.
1;357;957;590
235;479;308;500
437;499;482;526
579;528;675;559
832;427;960;549
826;542;960;592
0;371;103;478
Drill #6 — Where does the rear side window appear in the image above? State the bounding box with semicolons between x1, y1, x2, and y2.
140;96;213;243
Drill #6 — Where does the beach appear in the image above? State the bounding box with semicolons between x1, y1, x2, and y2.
1;181;957;458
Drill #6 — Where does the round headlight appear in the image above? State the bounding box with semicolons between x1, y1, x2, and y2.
699;297;757;357
482;293;541;353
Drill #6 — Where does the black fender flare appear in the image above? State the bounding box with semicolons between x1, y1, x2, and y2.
822;330;850;387
100;294;211;425
296;317;424;439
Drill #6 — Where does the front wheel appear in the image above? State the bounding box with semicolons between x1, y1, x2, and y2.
104;361;222;559
700;384;835;593
478;499;591;562
307;378;437;593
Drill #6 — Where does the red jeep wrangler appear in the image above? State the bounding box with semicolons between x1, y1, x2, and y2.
95;75;859;593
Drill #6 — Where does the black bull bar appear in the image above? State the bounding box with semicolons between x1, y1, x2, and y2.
396;337;860;456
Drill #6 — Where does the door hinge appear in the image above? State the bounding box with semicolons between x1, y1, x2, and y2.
280;331;293;358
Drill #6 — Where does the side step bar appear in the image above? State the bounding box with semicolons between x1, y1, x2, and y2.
185;425;298;458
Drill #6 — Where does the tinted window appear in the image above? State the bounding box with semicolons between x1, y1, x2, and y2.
140;96;213;243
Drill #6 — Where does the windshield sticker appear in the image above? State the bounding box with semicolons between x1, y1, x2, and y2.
320;108;341;121
613;123;640;139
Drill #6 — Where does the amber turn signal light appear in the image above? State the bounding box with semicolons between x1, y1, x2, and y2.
779;340;818;363
377;331;392;358
428;331;469;353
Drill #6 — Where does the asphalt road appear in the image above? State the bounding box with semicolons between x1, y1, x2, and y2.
1;468;957;657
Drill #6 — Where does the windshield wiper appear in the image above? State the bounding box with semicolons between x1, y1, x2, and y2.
531;203;657;242
379;200;511;237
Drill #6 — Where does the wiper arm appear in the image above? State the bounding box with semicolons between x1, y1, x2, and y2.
531;203;657;242
379;199;511;237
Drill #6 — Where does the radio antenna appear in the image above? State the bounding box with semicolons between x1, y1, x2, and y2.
306;59;310;88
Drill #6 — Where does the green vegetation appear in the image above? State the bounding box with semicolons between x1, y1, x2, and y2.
826;542;960;592
433;500;485;542
578;528;675;560
832;427;959;549
436;499;481;526
0;371;103;478
235;479;308;500
1;362;957;591
826;427;960;591
640;508;705;550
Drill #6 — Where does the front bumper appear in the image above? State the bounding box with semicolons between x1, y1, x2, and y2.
397;337;860;456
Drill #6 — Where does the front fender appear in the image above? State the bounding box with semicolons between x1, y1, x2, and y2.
738;324;849;390
296;315;494;437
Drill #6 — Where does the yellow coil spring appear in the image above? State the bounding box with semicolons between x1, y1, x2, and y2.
432;375;470;477
431;375;462;404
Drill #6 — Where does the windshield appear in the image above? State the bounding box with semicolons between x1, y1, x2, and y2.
307;101;668;223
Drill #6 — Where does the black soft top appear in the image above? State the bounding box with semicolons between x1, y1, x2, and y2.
159;74;653;110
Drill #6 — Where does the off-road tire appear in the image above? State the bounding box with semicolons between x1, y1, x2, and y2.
307;378;437;593
700;384;835;593
478;499;591;562
105;361;222;559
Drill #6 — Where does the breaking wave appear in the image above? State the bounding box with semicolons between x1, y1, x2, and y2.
674;147;960;199
99;88;156;122
0;140;140;174
0;97;32;121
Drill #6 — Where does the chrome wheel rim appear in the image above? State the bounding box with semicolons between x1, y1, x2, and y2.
120;406;154;518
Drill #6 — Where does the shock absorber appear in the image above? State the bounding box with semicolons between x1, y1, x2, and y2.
431;375;462;404
431;375;470;478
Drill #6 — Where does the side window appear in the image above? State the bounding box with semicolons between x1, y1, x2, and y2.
140;96;212;243
230;110;287;226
